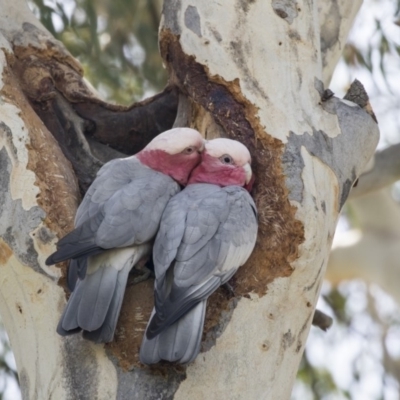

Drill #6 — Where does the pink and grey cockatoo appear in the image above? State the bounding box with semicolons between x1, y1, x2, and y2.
139;138;258;364
45;128;205;343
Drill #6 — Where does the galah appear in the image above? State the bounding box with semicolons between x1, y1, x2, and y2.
45;128;205;343
140;138;258;364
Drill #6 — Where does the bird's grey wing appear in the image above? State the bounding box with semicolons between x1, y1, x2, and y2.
46;211;105;265
47;158;134;266
95;171;179;248
74;158;128;227
46;158;179;266
207;186;258;280
164;186;257;286
151;188;199;279
153;184;229;277
148;185;258;338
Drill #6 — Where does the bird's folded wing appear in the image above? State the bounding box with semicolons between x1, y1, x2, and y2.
149;184;258;336
46;158;179;265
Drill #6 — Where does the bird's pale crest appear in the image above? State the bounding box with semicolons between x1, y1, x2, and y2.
144;128;204;154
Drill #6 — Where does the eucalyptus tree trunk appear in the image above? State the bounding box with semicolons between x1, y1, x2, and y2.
0;0;378;399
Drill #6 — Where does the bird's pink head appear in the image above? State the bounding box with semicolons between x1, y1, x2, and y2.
188;138;254;190
137;128;205;185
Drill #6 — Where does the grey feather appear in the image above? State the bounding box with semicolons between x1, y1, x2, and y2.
67;252;101;291
58;259;117;334
77;264;119;331
57;281;85;332
140;300;206;365
67;259;79;292
141;184;258;364
58;245;150;342
147;276;221;339
51;156;181;343
82;265;130;343
46;156;180;288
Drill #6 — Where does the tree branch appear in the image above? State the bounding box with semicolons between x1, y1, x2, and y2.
72;86;178;155
312;309;333;332
349;143;400;199
327;189;400;304
30;92;103;193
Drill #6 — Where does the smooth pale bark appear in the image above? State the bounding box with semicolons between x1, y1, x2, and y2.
318;0;362;85
0;1;377;399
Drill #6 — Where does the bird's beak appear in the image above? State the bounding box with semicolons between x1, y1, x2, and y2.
243;163;252;184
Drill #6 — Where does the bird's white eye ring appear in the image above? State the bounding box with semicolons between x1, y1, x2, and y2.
220;154;233;164
183;146;195;154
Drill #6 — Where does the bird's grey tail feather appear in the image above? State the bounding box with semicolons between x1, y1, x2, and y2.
140;300;206;364
67;249;105;291
147;277;220;339
82;266;130;343
66;240;148;292
67;259;79;292
57;279;85;333
57;265;119;337
57;247;144;342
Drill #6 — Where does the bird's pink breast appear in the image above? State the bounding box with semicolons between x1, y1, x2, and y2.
137;149;201;185
188;154;247;187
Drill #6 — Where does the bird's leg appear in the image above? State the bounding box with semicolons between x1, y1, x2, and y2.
222;282;235;298
131;267;152;284
128;256;154;285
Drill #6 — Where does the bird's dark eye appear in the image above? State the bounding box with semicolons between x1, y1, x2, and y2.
220;154;233;164
184;146;194;154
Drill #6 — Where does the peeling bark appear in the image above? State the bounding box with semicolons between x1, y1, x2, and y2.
0;0;379;399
